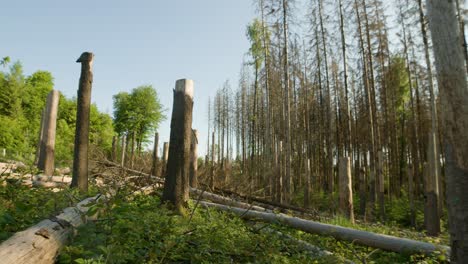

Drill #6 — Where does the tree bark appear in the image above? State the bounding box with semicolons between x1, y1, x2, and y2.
37;90;59;176
201;201;450;255
189;129;198;188
162;79;194;213
339;157;354;223
71;52;94;193
151;132;159;177
427;0;468;261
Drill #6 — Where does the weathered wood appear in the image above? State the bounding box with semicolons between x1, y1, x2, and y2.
427;0;468;261
304;158;311;208
37;90;60;176
201;201;450;255
339;157;354;223
162;79;194;212
120;136;126;167
34;109;46;165
210;132;215;190
71;52;94;193
151;132;159;177
162;142;169;177
191;188;269;212
425;133;440;236
0;194;102;264
189;129;198;188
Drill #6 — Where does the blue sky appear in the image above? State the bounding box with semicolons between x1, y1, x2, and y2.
1;0;257;155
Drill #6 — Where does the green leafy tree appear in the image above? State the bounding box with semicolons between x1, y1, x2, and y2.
113;85;165;152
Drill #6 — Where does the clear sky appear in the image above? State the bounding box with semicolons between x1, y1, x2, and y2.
1;0;257;156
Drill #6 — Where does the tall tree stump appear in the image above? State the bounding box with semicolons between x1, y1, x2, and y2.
34;109;46;165
162;79;194;213
210;132;215;190
120;135;126;167
162;142;169;177
71;52;94;193
304;158;311;208
339;157;354;223
151;132;159;177
189;129;199;188
37;90;60;176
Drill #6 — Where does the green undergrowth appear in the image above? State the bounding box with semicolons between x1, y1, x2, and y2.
0;181;96;242
59;193;346;264
58;189;450;264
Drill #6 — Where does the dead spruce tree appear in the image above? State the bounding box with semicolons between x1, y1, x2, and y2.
427;0;468;261
37;90;60;176
162;79;194;213
71;52;94;193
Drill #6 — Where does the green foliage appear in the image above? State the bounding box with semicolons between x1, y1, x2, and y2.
246;18;269;70
0;183;72;242
0;57;114;165
59;192;336;263
112;85;165;151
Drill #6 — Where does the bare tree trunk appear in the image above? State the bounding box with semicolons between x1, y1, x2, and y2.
189;129;198;188
151;132;159;177
34;109;46;166
120;136;126;167
427;0;468;261
211;131;215;190
282;0;292;203
339;157;354;223
162;79;194;213
304;158;311;208
71;52;94;193
161;142;169;177
37;90;59;176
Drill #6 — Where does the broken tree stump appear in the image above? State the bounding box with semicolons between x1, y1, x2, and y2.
37;90;60;176
162;142;169;177
71;52;94;193
151;132;159;177
339;156;354;223
189;129;198;188
161;79;194;212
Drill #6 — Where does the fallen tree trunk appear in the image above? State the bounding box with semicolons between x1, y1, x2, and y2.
0;194;102;264
190;188;270;212
200;201;450;255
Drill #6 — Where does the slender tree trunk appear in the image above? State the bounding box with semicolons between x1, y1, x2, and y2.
71;52;94;193
189;129;199;188
37;90;59;176
151;132;159;177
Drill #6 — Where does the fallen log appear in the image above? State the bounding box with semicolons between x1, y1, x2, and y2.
0;194;102;264
200;201;450;256
190;188;270;212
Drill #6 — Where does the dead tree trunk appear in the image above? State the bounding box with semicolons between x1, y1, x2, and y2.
162;79;194;213
162;142;169;177
71;52;94;193
424;132;440;236
120;135;126;167
151;132;159;177
34;109;46;166
211;131;215;190
37;90;59;176
427;0;468;261
339;157;354;223
189;129;199;188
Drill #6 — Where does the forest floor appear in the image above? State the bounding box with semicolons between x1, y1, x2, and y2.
0;161;449;263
